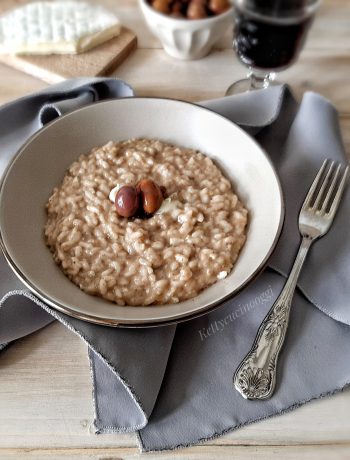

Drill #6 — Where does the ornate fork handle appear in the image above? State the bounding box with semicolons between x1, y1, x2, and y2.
234;236;313;400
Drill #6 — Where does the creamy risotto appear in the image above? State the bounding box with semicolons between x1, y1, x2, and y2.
45;139;248;306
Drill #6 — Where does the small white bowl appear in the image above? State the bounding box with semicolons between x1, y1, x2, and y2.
139;0;233;60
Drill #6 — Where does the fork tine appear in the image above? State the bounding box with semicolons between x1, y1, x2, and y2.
328;165;349;217
321;163;341;212
302;159;328;210
312;161;335;210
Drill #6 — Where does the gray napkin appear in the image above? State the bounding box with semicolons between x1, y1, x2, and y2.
0;79;349;452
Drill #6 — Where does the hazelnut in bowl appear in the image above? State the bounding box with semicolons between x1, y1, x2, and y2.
139;0;233;60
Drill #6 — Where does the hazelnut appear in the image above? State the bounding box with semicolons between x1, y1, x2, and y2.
151;0;171;14
137;179;163;215
208;0;230;14
171;1;185;17
115;185;139;218
187;1;207;19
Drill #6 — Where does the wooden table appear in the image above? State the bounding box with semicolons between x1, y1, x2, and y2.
1;1;349;459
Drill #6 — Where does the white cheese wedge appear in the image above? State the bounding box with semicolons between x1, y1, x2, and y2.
0;1;121;55
109;184;121;203
155;198;181;215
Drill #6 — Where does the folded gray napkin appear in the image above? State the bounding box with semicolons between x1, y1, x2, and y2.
0;79;349;452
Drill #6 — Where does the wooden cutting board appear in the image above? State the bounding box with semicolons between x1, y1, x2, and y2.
0;1;137;83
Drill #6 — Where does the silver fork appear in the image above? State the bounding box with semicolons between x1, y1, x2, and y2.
234;159;349;401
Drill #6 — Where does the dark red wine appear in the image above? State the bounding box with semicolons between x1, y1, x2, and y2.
234;7;313;70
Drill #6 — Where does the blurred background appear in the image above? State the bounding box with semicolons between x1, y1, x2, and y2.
0;0;348;181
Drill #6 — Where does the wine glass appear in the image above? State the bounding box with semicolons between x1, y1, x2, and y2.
226;0;321;95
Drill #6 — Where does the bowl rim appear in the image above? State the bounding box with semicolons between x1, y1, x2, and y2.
138;0;234;25
0;96;285;328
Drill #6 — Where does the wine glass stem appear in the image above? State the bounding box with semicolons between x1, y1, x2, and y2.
249;71;276;90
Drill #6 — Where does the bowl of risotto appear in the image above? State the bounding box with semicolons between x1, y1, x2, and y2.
0;98;283;326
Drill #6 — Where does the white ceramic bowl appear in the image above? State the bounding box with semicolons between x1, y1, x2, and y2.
139;0;233;60
0;98;283;327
